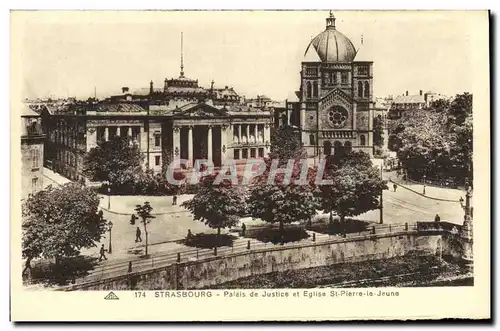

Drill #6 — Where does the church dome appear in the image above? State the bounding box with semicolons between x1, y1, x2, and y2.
304;12;357;63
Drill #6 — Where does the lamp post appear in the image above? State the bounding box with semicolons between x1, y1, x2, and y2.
108;220;113;254
379;165;384;224
422;174;426;195
107;186;111;210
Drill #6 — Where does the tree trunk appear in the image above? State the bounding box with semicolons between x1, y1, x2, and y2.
340;214;346;238
144;222;148;257
279;220;284;245
217;227;221;235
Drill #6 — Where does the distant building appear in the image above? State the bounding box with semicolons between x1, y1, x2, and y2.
21;104;45;198
389;90;449;119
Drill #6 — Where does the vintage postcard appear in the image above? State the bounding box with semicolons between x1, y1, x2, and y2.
10;10;490;321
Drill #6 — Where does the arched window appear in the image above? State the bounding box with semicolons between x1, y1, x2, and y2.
360;134;366;146
323;141;332;156
333;141;343;156
358;81;364;98
313;82;318;98
306;82;312;98
364;82;370;99
309;134;316;145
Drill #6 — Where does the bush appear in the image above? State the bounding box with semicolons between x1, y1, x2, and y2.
244;226;310;244
180;233;236;249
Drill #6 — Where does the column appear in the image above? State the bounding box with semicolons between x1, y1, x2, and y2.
220;125;226;165
352;103;357;131
188;126;193;168
264;123;271;154
127;126;132;136
254;124;258;143
104;127;109;141
245;124;250;144
207;125;213;162
238;124;242;143
173;126;181;163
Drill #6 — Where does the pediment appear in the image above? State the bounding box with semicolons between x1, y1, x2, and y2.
319;88;353;111
173;103;228;118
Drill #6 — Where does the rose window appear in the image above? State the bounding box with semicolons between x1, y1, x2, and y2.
327;107;348;128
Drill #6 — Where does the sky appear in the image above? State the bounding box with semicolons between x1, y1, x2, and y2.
13;10;483;101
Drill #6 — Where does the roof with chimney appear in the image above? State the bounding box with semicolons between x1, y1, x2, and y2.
392;94;426;104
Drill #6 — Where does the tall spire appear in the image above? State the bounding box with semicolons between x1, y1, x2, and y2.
326;10;336;29
180;32;184;78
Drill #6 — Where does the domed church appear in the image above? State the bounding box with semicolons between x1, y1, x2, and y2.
298;12;374;158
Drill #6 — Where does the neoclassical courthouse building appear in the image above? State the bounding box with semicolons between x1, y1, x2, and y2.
29;13;374;182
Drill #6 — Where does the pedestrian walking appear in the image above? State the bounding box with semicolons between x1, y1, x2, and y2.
434;214;441;222
135;227;142;243
99;244;107;261
241;223;246;237
393;183;397;192
172;195;178;206
130;214;136;225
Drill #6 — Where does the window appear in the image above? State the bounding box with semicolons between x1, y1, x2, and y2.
358;81;364;98
242;149;248;159
234;149;240;160
341;72;348;84
155;135;161;147
360;135;366;146
306;67;317;76
31;177;38;194
313;82;318;98
258;148;264;157
309;134;316;145
250;148;256;158
364;82;370;98
155;155;160;166
358;65;369;76
306;82;312;98
31;149;39;169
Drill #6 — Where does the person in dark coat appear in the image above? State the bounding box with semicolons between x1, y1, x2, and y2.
241;223;246;237
135;227;142;243
172;195;178;206
130;214;136;225
99;244;107;261
393;183;397;192
434;214;441;222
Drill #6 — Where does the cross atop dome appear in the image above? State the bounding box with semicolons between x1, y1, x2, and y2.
326;11;336;29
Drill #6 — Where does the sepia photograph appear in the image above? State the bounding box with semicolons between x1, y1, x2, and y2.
10;9;490;321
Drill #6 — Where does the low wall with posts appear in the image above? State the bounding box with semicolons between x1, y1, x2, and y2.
62;223;464;291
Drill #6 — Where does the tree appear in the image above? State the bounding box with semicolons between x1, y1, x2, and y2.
83;136;143;188
430;98;451;113
22;183;106;271
447;93;472;127
270;126;303;164
319;151;387;234
181;174;247;239
135;202;155;257
248;153;319;241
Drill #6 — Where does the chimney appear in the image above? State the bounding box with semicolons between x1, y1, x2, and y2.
149;81;154;95
405;91;408;96
122;87;129;94
419;90;423;96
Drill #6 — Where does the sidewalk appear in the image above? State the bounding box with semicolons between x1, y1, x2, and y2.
42;167;71;188
390;176;465;202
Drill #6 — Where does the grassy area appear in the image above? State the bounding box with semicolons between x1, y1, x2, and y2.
205;253;470;289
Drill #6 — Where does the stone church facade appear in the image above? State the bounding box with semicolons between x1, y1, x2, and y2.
298;12;374;157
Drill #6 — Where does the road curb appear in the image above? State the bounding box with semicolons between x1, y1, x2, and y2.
389;177;461;203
